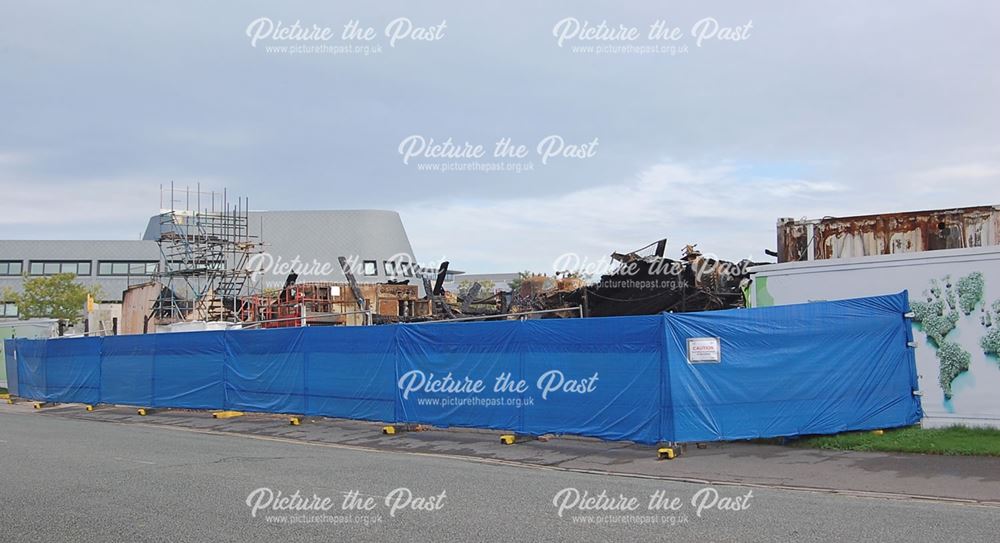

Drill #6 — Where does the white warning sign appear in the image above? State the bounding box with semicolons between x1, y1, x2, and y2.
686;337;721;364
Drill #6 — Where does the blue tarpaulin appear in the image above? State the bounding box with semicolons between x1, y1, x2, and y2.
3;292;922;444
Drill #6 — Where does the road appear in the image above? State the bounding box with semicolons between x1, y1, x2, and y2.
0;410;996;542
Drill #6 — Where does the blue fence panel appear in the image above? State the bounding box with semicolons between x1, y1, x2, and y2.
44;337;101;405
5;293;922;445
14;338;48;401
393;316;664;442
224;327;307;414
661;292;922;442
4;339;18;397
396;320;521;431
298;325;398;422
100;334;155;407
153;331;225;409
517;317;662;444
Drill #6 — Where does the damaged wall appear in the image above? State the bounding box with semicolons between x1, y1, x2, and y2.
778;205;1000;262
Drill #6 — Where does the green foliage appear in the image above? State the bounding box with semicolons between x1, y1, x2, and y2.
506;271;534;293
912;296;957;345
922;312;958;345
937;341;971;398
794;425;1000;456
909;299;941;324
956;272;984;315
983;297;1000;360
913;275;975;396
2;274;101;325
981;327;1000;357
557;270;588;281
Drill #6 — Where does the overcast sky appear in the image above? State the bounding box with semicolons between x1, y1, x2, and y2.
2;1;999;273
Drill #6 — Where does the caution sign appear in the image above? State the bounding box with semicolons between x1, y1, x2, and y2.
686;337;721;364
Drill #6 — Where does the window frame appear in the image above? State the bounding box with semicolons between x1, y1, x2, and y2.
97;260;159;276
362;260;378;276
0;261;23;276
0;302;18;317
28;260;92;276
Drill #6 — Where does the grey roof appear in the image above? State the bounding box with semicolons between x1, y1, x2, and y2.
1;210;425;302
144;209;421;289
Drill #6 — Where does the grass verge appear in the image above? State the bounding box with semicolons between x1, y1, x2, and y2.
793;425;1000;456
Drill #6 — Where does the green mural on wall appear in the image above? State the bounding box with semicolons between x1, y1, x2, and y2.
981;299;1000;358
910;272;999;400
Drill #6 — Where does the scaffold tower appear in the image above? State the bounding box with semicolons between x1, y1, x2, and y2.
151;183;261;323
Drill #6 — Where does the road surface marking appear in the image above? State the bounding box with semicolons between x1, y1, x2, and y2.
114;456;156;465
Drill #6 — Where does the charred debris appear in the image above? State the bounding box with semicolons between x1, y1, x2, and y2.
252;240;755;327
506;240;761;319
127;185;763;331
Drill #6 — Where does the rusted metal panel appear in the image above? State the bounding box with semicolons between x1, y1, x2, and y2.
777;205;1000;262
121;282;162;335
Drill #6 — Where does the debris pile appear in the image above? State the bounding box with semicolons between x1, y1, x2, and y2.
544;241;757;317
453;240;760;321
126;238;760;332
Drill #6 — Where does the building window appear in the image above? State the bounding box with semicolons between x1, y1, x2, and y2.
0;302;17;317
164;259;222;271
28;261;92;276
362;260;377;276
384;261;397;276
400;263;414;278
98;261;159;276
0;261;23;276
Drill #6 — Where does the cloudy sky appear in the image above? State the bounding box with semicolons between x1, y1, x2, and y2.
2;1;998;273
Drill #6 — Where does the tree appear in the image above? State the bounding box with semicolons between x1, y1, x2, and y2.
507;271;534;293
2;274;101;325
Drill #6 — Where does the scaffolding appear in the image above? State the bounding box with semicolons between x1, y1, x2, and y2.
151;183;261;324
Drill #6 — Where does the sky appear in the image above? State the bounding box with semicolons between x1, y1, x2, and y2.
2;1;999;274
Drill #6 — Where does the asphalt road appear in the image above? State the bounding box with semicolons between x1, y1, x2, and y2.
38;404;996;504
0;410;996;542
